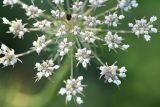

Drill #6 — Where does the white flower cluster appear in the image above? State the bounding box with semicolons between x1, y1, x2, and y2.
3;0;18;6
51;10;65;19
83;16;101;27
35;59;59;81
33;35;47;54
105;13;125;27
0;44;20;67
59;76;85;105
129;16;157;41
105;31;129;50
75;48;91;68
80;31;96;43
2;17;28;39
58;38;72;58
118;0;138;11
52;0;64;4
23;5;43;19
1;0;159;105
89;0;106;7
99;63;127;86
33;20;52;30
72;1;83;11
56;25;67;37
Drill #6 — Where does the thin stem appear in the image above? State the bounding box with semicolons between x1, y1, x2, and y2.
70;48;74;78
96;6;119;18
66;0;71;13
16;40;52;57
86;28;133;34
92;51;105;66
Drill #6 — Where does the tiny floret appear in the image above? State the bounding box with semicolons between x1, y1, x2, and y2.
33;20;52;30
99;63;127;85
51;10;65;19
118;0;138;11
75;48;91;68
33;35;47;54
0;44;20;67
59;76;85;105
52;0;64;4
2;17;28;39
80;31;96;43
3;0;18;6
23;5;43;19
35;59;59;81
105;31;129;50
105;13;125;27
128;17;158;41
58;38;72;58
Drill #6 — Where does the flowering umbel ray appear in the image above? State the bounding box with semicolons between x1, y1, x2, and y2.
1;0;159;105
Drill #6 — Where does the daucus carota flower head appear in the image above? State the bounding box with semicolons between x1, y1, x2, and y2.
35;59;59;81
1;0;159;105
128;16;157;41
2;17;28;39
99;63;127;86
118;0;138;11
59;76;85;105
0;44;20;67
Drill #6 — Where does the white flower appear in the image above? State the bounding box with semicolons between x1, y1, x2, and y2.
2;17;28;39
83;16;101;27
3;0;18;6
118;0;138;11
72;1;83;11
23;5;43;19
89;0;106;7
33;35;47;54
52;0;64;4
58;38;72;58
0;44;20;67
128;17;158;41
51;10;65;19
75;48;91;68
105;31;129;50
33;20;52;30
35;59;59;81
59;76;85;105
72;26;80;35
56;25;67;37
99;63;127;85
105;13;125;27
80;31;96;43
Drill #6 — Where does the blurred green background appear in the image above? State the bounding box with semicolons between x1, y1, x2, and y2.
0;0;160;107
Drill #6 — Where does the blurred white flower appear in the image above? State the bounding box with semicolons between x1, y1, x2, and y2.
33;35;47;54
51;10;65;19
105;13;125;27
75;48;91;68
2;17;28;39
35;59;59;81
3;0;18;6
129;16;157;41
118;0;138;11
33;20;52;30
23;5;43;19
0;44;20;67
58;38;72;58
105;31;129;50
59;76;85;105
99;63;127;85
